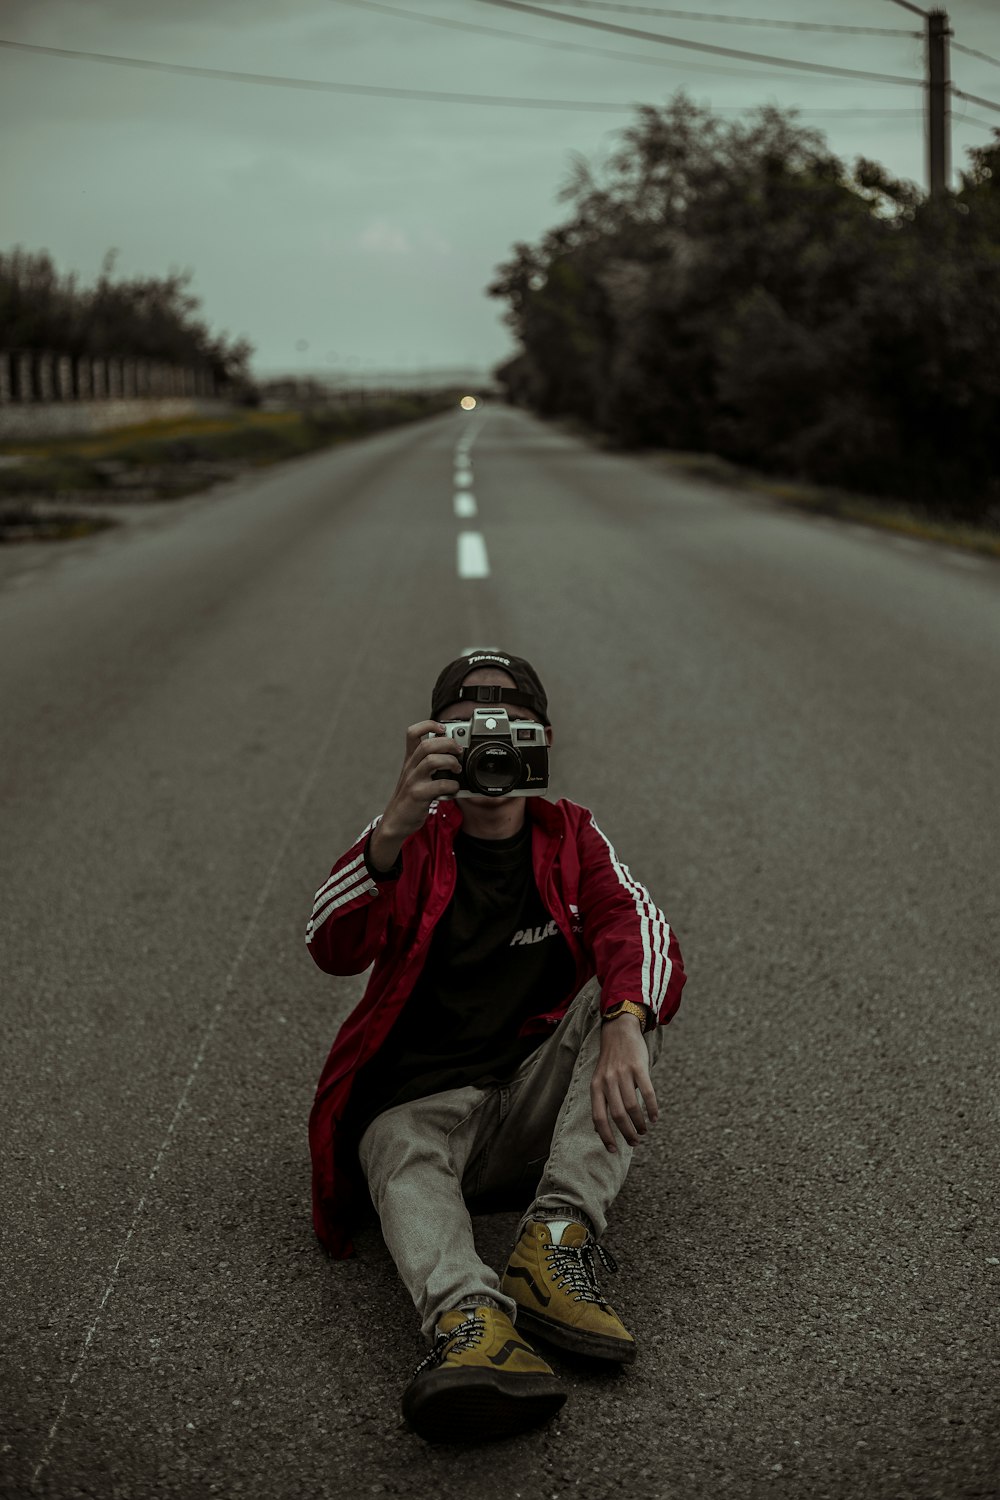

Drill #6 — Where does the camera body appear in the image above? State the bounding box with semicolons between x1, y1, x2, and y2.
432;707;549;798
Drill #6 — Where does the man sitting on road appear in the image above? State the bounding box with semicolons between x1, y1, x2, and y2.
305;650;687;1442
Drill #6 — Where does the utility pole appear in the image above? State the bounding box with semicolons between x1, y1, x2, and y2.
927;8;951;196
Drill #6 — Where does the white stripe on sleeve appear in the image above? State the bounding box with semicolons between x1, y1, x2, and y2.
311;850;366;914
588;816;673;1012
309;817;380;910
306;870;377;942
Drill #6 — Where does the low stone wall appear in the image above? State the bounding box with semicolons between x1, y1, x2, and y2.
0;398;237;441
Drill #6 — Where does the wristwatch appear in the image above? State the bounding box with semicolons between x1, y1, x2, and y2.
602;1000;653;1033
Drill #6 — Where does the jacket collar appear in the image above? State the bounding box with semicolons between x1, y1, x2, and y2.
432;796;560;836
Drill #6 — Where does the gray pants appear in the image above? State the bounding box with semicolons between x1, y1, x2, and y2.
358;983;663;1341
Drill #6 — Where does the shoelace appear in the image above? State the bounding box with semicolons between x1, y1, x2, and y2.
545;1238;619;1307
411;1312;485;1376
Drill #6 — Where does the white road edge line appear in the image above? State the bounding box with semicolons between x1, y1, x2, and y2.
31;642;373;1488
457;530;490;579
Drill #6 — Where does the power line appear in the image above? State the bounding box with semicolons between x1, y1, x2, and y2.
953;108;1000;131
794;108;923;117
953;86;1000;116
472;0;925;87
953;40;1000;72
528;1;918;37
0;34;933;125
0;37;641;111
327;0;837;82
337;3;994;133
667;105;925;117
883;0;927;17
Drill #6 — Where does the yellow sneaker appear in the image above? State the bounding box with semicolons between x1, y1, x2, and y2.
501;1221;636;1364
401;1306;566;1443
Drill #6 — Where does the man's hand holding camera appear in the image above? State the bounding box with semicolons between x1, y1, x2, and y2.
368;721;460;875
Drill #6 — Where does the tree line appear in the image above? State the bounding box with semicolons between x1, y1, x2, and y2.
490;97;1000;522
0;248;252;388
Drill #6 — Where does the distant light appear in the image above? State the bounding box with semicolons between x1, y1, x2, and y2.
460;395;477;411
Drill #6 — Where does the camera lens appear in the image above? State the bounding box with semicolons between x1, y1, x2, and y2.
465;742;520;796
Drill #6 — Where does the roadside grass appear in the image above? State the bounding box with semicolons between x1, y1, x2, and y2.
0;411;299;460
551;413;999;560
758;479;1000;559
646;449;1000;561
0;503;115;543
0;394;457;541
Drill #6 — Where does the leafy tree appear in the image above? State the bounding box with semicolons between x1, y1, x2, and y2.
0;248;253;385
490;95;1000;521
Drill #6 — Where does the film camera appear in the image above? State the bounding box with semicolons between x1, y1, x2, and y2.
431;707;549;798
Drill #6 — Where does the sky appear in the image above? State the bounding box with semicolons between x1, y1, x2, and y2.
2;0;999;378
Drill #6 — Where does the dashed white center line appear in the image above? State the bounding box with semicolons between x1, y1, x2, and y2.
454;471;472;489
457;530;490;578
454;492;477;518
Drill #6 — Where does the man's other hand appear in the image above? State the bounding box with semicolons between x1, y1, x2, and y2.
590;1013;659;1153
368;721;462;872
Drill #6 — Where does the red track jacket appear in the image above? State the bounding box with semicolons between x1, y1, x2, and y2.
305;796;686;1257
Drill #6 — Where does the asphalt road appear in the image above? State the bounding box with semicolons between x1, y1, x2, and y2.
1;405;997;1500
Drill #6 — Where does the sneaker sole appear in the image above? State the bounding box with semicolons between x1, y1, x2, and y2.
512;1306;637;1364
402;1368;566;1444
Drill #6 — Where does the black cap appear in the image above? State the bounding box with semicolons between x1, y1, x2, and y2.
431;650;550;724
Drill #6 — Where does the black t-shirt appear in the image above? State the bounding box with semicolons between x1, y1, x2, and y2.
348;819;576;1137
